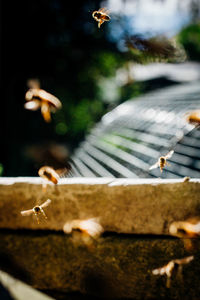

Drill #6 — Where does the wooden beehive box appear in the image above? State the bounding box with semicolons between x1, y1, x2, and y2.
0;177;200;299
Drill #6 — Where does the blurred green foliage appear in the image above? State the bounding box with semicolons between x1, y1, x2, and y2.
3;0;189;176
178;23;200;61
0;164;3;177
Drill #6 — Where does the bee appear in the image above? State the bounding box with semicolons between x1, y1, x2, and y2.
149;150;174;172
183;176;190;182
38;166;60;185
169;218;200;238
38;165;72;192
63;218;103;249
24;79;62;123
63;218;103;238
21;199;51;224
169;218;200;251
92;8;110;28
186;110;200;125
152;256;194;288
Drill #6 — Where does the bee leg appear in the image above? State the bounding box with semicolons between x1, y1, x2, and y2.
42;182;47;193
183;238;194;251
166;162;171;166
35;213;40;225
41;101;51;123
98;20;104;28
166;276;171;288
82;232;94;250
40;208;47;219
176;265;183;282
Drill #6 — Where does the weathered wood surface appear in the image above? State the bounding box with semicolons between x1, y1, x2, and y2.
0;270;54;300
0;178;200;235
0;230;200;299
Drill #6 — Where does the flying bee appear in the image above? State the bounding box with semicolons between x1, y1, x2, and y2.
38;166;60;185
20;199;51;224
152;256;194;288
186;110;200;125
38;165;72;192
63;218;103;249
183;176;190;182
63;218;103;238
169;217;200;251
24;79;62;123
169;218;200;238
92;8;110;28
149;150;174;172
38;165;60;192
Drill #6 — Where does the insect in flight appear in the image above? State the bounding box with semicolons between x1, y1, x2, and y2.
186;110;200;125
169;217;200;251
92;8;111;28
63;218;103;249
183;176;190;182
169;218;200;238
152;256;194;288
21;199;51;224
63;218;103;238
38;166;60;185
149;150;174;172
24;79;62;123
38;164;72;192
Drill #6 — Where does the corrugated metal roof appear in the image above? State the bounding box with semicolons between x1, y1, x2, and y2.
72;81;200;178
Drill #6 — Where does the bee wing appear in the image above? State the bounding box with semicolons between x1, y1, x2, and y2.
174;256;194;265
40;199;51;208
152;267;164;275
99;7;106;12
24;100;41;111
38;90;62;109
56;166;71;177
79;218;103;238
99;7;109;14
165;150;174;159
63;221;73;234
149;161;159;170
21;209;33;216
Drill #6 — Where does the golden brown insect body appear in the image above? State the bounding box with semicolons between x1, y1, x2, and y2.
38;166;59;184
159;156;166;172
149;150;174;173
92;8;110;28
186;110;200;125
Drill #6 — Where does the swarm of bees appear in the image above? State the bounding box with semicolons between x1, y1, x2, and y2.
18;7;199;293
149;150;174;173
24;79;62;122
152;256;194;288
92;8;111;28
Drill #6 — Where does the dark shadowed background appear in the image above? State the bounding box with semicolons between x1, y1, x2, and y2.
1;0;200;176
